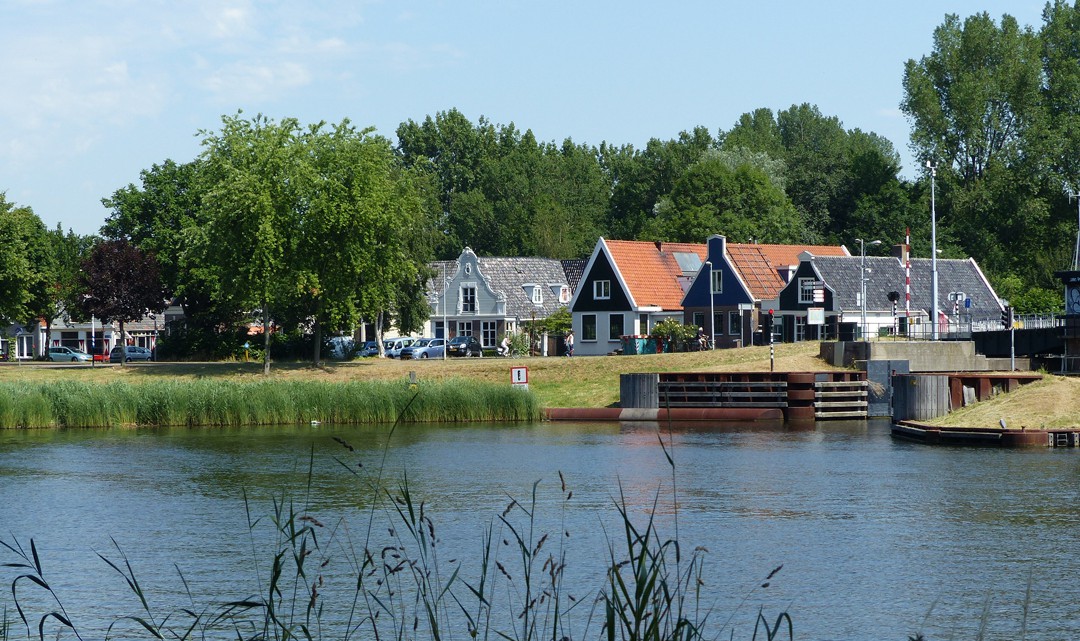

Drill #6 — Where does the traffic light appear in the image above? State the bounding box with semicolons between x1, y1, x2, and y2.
1001;305;1012;328
768;309;775;344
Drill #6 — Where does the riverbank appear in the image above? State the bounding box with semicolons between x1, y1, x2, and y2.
3;343;1076;429
0;342;831;409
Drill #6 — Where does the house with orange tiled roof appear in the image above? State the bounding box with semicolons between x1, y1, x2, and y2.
568;238;706;355
681;235;850;348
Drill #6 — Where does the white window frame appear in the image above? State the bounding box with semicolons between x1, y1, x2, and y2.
711;269;723;294
593;280;611;300
532;286;543;305
559;286;571;304
728;310;741;336
798;278;815;305
461;284;477;313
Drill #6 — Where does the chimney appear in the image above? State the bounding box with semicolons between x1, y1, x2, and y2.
654;240;663;253
892;243;909;264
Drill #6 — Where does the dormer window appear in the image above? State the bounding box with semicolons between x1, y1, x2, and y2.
559;286;571;304
531;286;543;305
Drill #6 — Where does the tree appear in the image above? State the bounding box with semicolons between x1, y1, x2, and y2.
197;113;309;374
902;13;1044;181
0;194;56;330
640;154;806;243
102;159;243;356
76;239;168;366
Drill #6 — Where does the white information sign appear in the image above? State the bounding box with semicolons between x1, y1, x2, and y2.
511;366;529;390
807;307;825;326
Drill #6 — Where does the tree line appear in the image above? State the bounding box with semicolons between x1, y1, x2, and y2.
3;6;1079;367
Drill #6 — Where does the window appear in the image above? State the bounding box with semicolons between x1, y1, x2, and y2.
711;269;723;294
728;311;741;336
461;285;477;313
457;321;472;337
798;278;815;304
481;321;497;348
559;286;571;304
582;314;597;341
713;312;723;336
692;312;704;329
532;286;543;305
609;314;624;341
433;321;445;339
593;280;610;300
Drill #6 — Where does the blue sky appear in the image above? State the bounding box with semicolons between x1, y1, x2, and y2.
1;0;1047;236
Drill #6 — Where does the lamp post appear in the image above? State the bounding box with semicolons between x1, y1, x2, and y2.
927;160;939;340
857;238;881;341
705;261;714;349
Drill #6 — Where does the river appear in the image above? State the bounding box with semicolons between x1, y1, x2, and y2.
0;419;1078;640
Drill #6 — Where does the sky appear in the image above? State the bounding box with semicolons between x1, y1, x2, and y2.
1;0;1050;236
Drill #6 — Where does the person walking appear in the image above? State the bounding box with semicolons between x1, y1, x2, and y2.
565;330;574;357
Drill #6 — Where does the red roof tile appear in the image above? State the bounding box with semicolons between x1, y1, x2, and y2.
727;243;849;300
605;240;706;310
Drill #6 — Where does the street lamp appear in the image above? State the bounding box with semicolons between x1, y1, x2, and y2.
857;238;881;341
705;261;714;349
927;160;939;340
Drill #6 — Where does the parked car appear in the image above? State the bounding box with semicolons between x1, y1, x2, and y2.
358;340;380;357
399;338;445;360
110;345;153;362
383;337;415;359
47;346;92;362
327;336;356;360
447;335;483;357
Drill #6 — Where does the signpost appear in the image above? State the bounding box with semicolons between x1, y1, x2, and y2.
511;366;529;391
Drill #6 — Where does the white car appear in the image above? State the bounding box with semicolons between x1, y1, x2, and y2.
383;337;415;358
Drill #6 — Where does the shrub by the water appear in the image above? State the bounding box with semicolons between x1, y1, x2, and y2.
0;379;542;428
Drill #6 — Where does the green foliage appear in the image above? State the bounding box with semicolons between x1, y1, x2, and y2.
650;318;698;352
0;194;56;327
641;155;806;243
0;378;542;428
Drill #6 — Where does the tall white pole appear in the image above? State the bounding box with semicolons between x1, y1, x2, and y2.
706;261;714;349
858;239;867;341
1071;188;1080;270
928;161;939;341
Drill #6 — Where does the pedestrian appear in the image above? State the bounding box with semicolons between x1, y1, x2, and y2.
565;330;574;357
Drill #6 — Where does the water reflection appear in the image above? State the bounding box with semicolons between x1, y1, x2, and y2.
1;419;1079;639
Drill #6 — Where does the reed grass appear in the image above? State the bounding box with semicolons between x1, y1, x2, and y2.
0;378;541;428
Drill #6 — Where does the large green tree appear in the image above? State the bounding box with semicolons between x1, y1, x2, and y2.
640;152;806;243
0;194;56;330
902;11;1070;310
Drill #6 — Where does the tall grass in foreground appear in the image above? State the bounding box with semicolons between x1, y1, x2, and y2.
0;408;791;641
0;379;541;428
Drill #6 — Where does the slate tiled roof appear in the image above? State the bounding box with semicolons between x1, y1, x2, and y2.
480;256;570;319
427;255;570;319
807;255;1003;316
606;240;707;310
726;243;850;300
561;259;588;294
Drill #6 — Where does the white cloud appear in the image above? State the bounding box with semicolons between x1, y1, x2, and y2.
201;61;312;103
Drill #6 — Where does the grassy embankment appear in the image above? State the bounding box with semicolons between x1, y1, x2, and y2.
1;341;1075;428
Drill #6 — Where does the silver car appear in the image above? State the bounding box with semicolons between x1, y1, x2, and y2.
47;346;92;362
399;338;445;360
110;345;153;362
